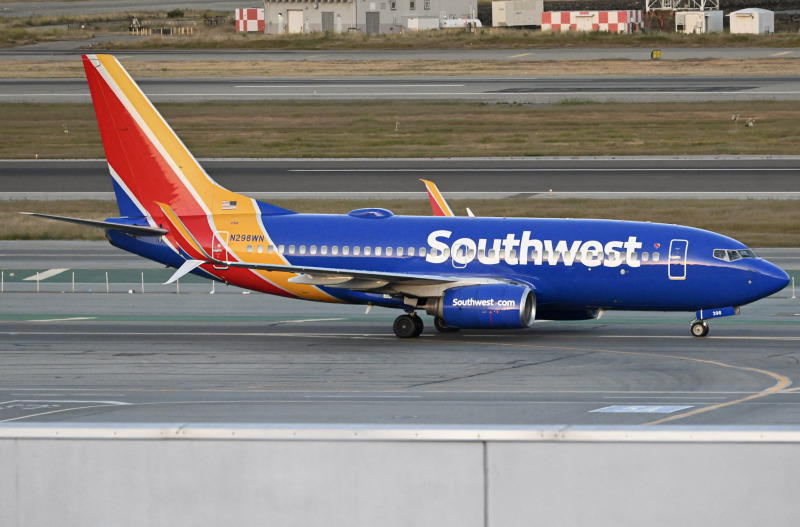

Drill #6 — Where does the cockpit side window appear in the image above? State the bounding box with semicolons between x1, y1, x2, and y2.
714;248;757;262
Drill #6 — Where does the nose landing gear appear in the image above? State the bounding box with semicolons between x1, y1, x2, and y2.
691;319;709;337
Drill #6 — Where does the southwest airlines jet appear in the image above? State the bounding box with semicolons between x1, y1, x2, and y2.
27;55;790;338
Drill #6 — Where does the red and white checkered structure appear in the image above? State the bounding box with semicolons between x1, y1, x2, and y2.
541;11;644;33
235;8;265;32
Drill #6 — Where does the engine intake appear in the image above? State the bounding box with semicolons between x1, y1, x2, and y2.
426;284;536;329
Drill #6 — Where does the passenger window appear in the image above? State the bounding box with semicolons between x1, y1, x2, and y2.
630;252;638;262
364;247;372;256
653;252;660;262
375;247;382;256
278;245;285;254
321;246;328;255
397;247;404;257
408;247;415;257
310;245;317;255
332;246;339;255
267;245;274;254
247;245;253;253
419;247;426;257
299;245;306;255
342;246;350;255
257;245;263;253
386;247;393;256
642;252;649;262
353;246;360;256
288;245;296;255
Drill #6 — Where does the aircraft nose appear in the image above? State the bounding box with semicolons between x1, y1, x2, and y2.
756;261;790;297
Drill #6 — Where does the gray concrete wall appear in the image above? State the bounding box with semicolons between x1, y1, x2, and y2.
2;425;800;527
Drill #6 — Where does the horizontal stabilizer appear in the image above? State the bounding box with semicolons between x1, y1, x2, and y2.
21;213;168;236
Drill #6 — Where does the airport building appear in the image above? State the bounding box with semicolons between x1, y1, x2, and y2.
237;0;478;34
729;8;774;34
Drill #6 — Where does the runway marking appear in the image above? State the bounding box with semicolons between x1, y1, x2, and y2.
508;53;532;58
291;167;800;173
23;268;68;281
273;318;347;324
26;317;96;323
604;396;726;400
0;399;130;423
419;338;794;425
235;84;465;88
772;51;793;56
592;405;692;414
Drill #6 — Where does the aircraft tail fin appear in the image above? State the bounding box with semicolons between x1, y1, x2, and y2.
81;54;293;219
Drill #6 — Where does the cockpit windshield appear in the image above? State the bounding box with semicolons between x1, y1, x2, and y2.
713;248;757;262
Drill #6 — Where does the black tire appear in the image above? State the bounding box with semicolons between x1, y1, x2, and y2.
394;314;420;338
434;316;459;333
691;321;709;337
410;314;424;337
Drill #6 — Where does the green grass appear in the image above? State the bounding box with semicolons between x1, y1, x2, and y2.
2;100;799;159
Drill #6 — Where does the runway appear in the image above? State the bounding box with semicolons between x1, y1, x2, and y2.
4;157;800;201
4;75;800;103
2;241;799;426
1;287;799;426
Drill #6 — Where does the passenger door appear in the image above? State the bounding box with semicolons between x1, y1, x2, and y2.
668;239;688;280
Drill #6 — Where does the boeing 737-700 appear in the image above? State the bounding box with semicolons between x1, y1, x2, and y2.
25;55;790;338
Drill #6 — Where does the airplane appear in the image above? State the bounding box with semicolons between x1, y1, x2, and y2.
25;54;790;339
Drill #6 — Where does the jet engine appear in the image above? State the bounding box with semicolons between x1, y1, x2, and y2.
425;284;536;329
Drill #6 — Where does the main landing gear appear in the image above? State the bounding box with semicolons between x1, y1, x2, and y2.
393;313;462;338
393;313;424;338
691;319;710;337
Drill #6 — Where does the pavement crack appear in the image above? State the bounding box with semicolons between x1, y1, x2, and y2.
409;352;594;388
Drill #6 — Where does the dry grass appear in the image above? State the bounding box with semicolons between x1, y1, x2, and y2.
102;28;800;51
2;100;799;159
6;198;799;246
4;58;800;78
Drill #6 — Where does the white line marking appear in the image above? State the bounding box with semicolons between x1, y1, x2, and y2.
23;268;68;281
26;317;96;323
304;395;421;399
275;318;347;324
291;168;800;172
235;84;465;88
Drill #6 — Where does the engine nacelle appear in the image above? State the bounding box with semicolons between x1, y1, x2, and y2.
426;284;536;329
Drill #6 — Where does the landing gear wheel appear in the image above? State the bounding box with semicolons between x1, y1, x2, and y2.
691;321;709;337
434;316;459;333
394;314;424;338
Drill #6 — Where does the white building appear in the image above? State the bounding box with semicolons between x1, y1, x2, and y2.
675;10;723;34
729;8;774;34
262;0;477;34
492;0;543;27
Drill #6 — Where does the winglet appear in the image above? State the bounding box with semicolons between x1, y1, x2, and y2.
420;179;454;217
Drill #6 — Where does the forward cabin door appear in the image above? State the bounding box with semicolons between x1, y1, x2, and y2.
212;231;230;270
668;239;688;280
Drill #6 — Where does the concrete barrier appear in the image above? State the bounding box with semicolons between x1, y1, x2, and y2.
2;424;799;527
